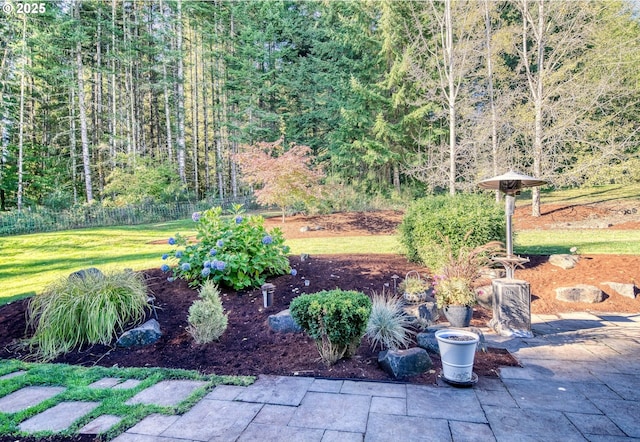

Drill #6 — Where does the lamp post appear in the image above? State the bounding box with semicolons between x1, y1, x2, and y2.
478;171;547;337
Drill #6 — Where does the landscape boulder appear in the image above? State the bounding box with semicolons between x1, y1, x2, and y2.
116;319;162;347
377;348;433;379
69;267;104;281
475;285;493;309
268;309;302;333
403;299;439;326
602;282;637;299
548;254;579;270
555;285;604;303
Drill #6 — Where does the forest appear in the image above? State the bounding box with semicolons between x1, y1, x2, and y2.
1;0;639;216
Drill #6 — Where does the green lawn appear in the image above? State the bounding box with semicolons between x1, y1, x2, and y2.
3;183;640;304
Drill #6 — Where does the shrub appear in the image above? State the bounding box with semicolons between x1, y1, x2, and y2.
398;193;505;271
289;289;372;365
366;291;414;350
27;270;149;361
163;205;291;290
186;280;228;344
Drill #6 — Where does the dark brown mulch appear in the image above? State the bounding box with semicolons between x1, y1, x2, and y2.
0;255;516;384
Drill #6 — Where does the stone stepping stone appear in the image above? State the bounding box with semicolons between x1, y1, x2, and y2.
113;379;142;390
0;370;27;381
0;386;65;413
18;401;100;432
125;380;207;407
88;377;122;389
79;414;123;435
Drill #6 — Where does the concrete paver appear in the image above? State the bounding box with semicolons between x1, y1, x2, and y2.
126;379;207;407
3;312;640;440
79;414;123;434
0;386;65;413
18;401;100;432
0;370;26;381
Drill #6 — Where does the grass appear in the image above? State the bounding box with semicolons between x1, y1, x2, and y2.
0;359;253;440
514;229;640;255
2;183;639;304
516;182;640;206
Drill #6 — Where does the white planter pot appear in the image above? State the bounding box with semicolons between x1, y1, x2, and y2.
435;329;479;383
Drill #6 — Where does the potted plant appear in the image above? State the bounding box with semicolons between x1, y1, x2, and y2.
398;271;432;304
434;235;503;327
435;328;480;384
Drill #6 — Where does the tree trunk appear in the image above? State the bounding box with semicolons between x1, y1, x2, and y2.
77;42;94;202
17;16;27;210
445;0;456;196
176;0;187;184
483;0;500;202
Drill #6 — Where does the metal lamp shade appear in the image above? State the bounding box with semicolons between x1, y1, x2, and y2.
478;171;547;195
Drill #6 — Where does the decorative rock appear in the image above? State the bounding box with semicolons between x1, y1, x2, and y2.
377;348;432;379
548;254;580;270
417;325;487;353
602;282;637;299
116;319;162;347
416;332;439;353
69;267;104;281
403;299;438;326
555;285;604;303
475;285;493;309
268;309;302;333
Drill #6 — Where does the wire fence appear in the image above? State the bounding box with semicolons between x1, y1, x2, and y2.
0;197;254;236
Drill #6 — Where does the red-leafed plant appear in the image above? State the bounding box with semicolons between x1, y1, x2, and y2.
235;138;325;222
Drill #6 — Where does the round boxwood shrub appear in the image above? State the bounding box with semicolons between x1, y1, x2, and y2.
398;193;505;271
290;289;372;366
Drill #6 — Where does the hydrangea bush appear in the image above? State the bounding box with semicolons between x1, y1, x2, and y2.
162;205;291;290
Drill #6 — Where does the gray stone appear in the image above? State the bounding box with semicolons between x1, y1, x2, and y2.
69;267;104;281
0;386;65;413
377;348;433;379
116;319;162;347
548;254;579;269
79;414;123;434
555;285;604;303
19;401;100;432
126;380;207;407
403;299;438;325
268;309;302;333
602;282;637;299
416;331;439;353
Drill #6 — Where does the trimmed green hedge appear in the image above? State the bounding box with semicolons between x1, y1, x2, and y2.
290;289;371;365
398;193;505;271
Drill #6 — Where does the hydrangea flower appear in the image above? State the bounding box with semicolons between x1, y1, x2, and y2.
235;216;243;224
175;251;183;258
203;261;211;268
160;264;170;272
201;267;211;277
210;249;217;256
214;260;226;271
181;263;191;271
290;269;298;276
262;235;273;245
162;253;168;260
192;212;201;222
216;239;224;248
168;237;176;245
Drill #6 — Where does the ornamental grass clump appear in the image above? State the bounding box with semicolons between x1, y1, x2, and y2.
27;270;149;361
162;204;291;290
290;289;372;366
366;291;414;351
187;280;228;344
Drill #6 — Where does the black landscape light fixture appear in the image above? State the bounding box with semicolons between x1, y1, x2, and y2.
478;171;547;278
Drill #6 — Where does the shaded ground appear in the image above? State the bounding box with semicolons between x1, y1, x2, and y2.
0;200;639;442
